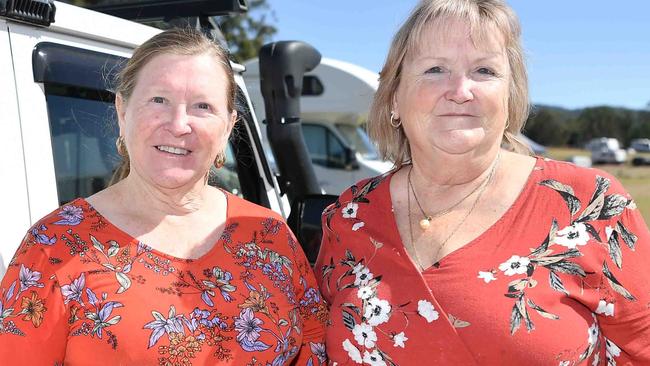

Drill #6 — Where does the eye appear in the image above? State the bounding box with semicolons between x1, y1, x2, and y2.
196;102;212;111
477;67;497;76
424;66;444;74
151;96;165;104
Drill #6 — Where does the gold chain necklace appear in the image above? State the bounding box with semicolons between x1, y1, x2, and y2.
406;152;500;270
408;155;497;230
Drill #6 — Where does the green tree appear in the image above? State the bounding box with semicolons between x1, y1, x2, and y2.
219;0;277;62
523;108;568;146
568;107;632;146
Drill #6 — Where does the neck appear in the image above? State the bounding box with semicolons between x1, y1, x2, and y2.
114;174;214;218
408;148;502;206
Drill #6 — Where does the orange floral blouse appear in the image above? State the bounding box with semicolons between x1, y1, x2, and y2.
0;193;327;365
315;157;650;365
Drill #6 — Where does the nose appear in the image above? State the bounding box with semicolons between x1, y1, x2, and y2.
445;73;474;104
165;105;192;136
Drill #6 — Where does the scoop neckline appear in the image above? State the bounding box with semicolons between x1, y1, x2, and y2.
72;189;232;264
384;156;542;273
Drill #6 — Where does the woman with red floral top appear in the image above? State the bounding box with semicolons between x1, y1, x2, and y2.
0;28;326;365
315;1;650;365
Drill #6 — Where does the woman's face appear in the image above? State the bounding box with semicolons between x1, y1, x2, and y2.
393;18;510;158
116;52;236;190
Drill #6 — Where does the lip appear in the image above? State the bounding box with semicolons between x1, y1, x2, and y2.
438;113;477;117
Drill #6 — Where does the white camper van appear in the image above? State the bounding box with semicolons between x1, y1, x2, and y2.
243;58;393;194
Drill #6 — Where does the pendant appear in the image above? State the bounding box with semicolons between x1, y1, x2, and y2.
419;217;431;230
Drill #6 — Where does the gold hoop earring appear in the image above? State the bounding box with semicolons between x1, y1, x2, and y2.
214;152;226;169
390;111;401;128
116;136;128;157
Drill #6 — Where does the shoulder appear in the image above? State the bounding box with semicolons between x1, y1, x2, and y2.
536;158;628;197
337;171;393;204
225;192;285;222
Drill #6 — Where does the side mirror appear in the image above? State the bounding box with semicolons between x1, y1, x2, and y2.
287;194;339;265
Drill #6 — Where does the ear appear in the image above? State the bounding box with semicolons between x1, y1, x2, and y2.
227;110;237;135
391;95;400;120
115;93;127;136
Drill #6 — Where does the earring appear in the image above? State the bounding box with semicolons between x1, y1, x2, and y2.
214;152;226;169
390;111;401;128
115;136;128;157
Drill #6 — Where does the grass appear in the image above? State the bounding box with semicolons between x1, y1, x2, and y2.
546;147;650;223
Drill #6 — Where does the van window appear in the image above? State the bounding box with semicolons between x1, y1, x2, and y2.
302;124;346;168
44;84;241;205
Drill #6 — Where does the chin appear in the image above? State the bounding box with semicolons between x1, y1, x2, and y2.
433;129;487;155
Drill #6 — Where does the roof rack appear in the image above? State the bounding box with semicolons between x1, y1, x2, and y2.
86;0;247;22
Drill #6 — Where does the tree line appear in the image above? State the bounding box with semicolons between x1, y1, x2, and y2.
524;105;650;147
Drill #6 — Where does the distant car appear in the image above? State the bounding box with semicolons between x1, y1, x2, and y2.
630;138;650;166
586;138;627;165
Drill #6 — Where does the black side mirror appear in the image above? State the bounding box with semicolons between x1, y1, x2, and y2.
287;194;339;265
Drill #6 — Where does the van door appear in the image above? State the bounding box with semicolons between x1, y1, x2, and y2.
302;123;355;194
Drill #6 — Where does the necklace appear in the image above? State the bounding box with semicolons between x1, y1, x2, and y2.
406;152;500;270
408;156;497;230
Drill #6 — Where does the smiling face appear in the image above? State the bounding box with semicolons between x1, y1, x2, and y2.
116;52;237;191
393;17;510;159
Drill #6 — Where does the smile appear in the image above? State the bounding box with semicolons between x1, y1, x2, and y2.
156;145;190;155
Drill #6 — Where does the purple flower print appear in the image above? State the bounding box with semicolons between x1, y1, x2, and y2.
19;265;44;293
234;308;271;352
54;205;83;226
60;273;86;305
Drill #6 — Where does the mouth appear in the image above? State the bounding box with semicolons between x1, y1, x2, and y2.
439;113;477;117
156;145;191;156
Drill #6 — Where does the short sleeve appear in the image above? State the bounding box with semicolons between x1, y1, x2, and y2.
285;224;327;365
0;228;69;364
594;201;650;362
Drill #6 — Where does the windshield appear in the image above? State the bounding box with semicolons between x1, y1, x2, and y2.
335;124;379;160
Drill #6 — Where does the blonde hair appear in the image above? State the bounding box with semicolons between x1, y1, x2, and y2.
110;27;236;184
368;0;531;169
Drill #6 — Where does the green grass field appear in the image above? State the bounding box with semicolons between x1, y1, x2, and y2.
546;147;650;223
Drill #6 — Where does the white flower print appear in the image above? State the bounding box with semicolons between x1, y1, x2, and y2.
354;267;374;287
477;271;497;283
342;338;362;364
627;200;637;210
558;361;570;366
353;322;377;348
498;255;531;276
587;322;599;345
364;297;391;326
342;203;359;219
363;349;387;366
417;300;439;323
357;286;373;300
595;299;615;317
605;338;621;361
554;222;590;248
392;331;408;348
591;353;600;366
352;222;365;231
605;226;614;242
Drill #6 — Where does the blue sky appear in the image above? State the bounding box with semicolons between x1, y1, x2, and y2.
266;1;650;110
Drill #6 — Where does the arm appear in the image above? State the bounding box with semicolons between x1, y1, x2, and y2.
0;230;69;363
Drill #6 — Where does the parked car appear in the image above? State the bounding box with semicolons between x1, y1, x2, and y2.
630;138;650;166
586;137;627;164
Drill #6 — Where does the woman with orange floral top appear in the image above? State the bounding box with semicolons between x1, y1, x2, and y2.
0;28;326;365
315;0;650;365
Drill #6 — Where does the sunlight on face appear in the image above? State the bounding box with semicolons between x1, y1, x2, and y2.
117;52;236;191
394;17;510;158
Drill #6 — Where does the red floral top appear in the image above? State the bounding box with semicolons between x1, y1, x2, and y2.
315;157;650;365
0;193;327;365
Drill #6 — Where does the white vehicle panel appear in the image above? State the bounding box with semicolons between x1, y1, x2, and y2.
0;21;31;274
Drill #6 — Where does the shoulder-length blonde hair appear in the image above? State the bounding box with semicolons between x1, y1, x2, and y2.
368;0;531;169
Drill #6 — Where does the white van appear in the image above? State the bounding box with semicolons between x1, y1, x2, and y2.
243;58;393;194
0;0;330;276
586;137;627;164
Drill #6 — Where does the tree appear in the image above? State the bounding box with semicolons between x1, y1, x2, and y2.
218;0;277;62
523;108;568;146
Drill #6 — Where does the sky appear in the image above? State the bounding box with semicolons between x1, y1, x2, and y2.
266;1;650;110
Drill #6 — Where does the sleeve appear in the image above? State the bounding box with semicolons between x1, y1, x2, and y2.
285;225;327;366
0;228;69;364
584;179;650;363
313;206;337;306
